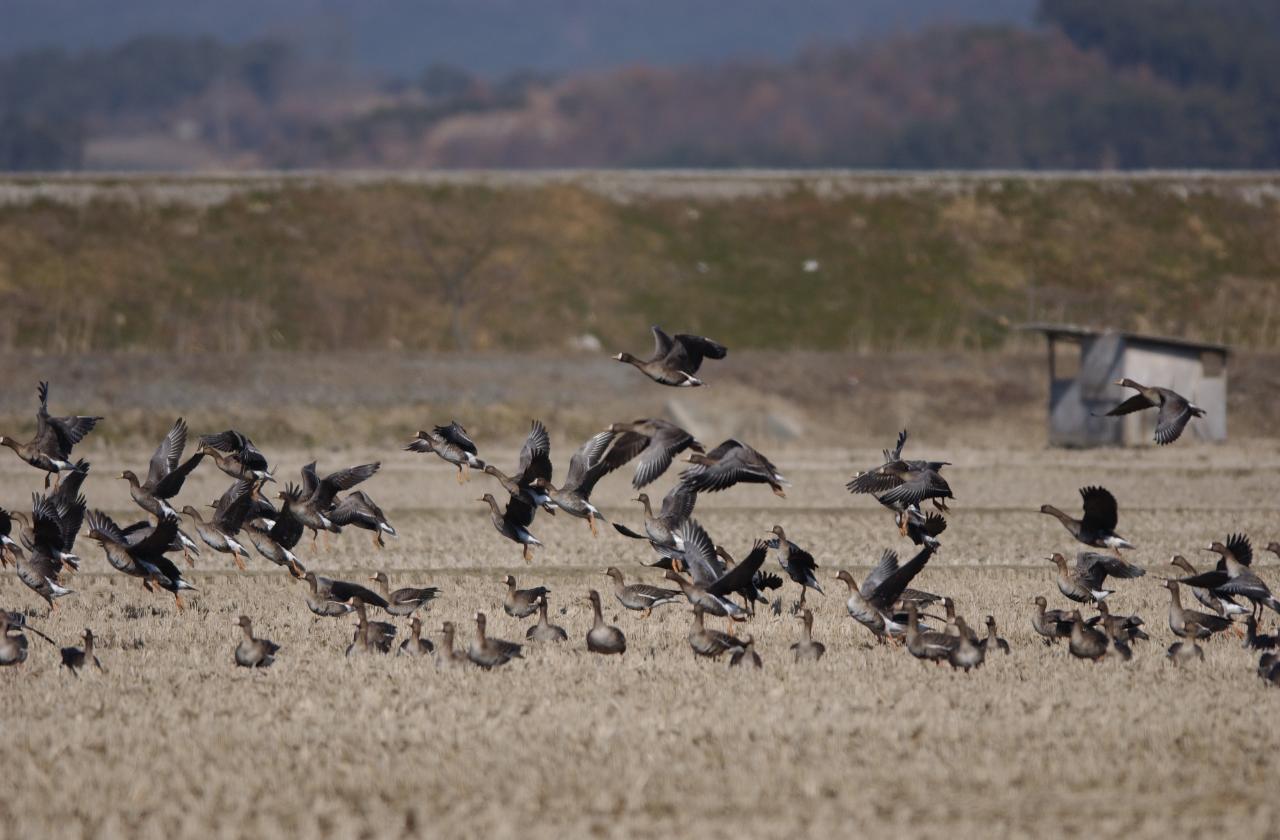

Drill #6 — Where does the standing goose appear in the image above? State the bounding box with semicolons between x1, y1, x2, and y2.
406;422;484;483
790;609;826;662
602;418;703;489
399;617;435;656
1170;555;1247;617
584;590;626;655
1243;616;1278;651
478;493;543;563
436;622;471;669
604;567;680;617
119;418;204;520
680;439;789;497
1067;611;1109;661
301;572;388;617
835;546;936;643
1163;580;1233;639
200;430;273;482
611;484;697;559
85;512;196;610
1031;598;1073;645
0;382;102;487
0;613;30;667
1099;379;1205;445
1040;486;1134;552
1175;536;1280;620
687;605;747;660
183;479;256;570
613;326;727;387
502;575;549;619
526;597;568;643
1167;623;1205;665
1048;552;1144;604
729;636;763;669
295;461;381;544
351;598;396;653
766;525;823;610
60;628;104;676
848;430;953;513
1086;601;1150;644
531;430;619;536
371;572;439;617
329;491;396;549
468;612;522;669
948;617;985;672
905;603;956;664
981;616;1010;655
233;616;280;668
482;420;555;514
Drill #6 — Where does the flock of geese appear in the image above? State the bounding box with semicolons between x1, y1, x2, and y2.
1;327;1278;684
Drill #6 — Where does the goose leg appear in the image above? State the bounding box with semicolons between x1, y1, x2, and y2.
456;467;465;485
588;514;598;538
522;544;532;564
174;594;185;612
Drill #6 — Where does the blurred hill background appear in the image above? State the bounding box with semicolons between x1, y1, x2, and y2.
2;0;1278;171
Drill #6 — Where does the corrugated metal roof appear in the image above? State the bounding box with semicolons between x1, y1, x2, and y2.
1018;322;1229;355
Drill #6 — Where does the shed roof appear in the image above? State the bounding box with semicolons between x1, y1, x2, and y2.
1018;322;1229;356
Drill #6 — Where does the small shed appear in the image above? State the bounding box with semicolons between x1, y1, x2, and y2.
1022;323;1228;447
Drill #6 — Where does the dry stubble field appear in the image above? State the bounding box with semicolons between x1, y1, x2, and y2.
2;438;1280;840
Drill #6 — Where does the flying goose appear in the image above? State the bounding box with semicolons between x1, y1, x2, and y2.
848;430;953;513
292;461;381;544
183;479;256;569
482;420;555;514
479;493;543;563
1174;536;1280;620
1170;554;1247;617
199;430;273;482
1040;487;1134;552
85;511;196;610
243;492;306;578
0;382;101;487
329;491;396;549
1098;379;1205;445
613;326;727;387
531;430;619;536
680;439;789;497
663;519;768;620
835;546;936;643
119;418;204;520
611;483;697;558
1048;551;1144;604
406;422;484;483
602;418;702;489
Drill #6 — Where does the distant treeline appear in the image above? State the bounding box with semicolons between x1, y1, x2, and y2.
2;0;1279;170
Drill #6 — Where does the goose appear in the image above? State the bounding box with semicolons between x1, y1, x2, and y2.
1167;624;1205;666
60;628;104;676
848;430;953;513
13;494;82;612
406;422;484;483
1107;622;1134;662
584;590;626;655
1098;379;1204;445
1174;536;1280;620
233;617;280;668
981;616;1010;655
687;606;746;659
1243;616;1278;651
948;617;985;671
399;617;435;656
1040;486;1134;552
1170;555;1247;617
183;479;255;570
0;613;30;667
604;567;680;617
526;597;568;643
531;430;619;536
714;545;784;615
1048;551;1144;604
14;478;87;571
329;491;396;549
292;461;381;544
790;609;826;662
119;418;204;520
502;575;548;619
85;511;196;611
1085;601;1150;644
766;525;823;610
371;572;439;617
904;603;955;664
468;612;522;669
243;494;306;578
611;483;696;558
301;572;388;617
1163;580;1232;639
436;621;471;669
479;493;543;563
199;429;273;482
663;520;768;620
680;439;788;497
0;507;19;566
602;418;702;489
1067;611;1108;661
835;546;935;642
894;503;947;548
1258;653;1280;685
0;382;101;487
729;636;762;669
481;420;555;514
613;326;726;387
350;598;395;654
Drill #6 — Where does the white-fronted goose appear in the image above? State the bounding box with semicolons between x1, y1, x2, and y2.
604;567;680;617
904;603;956;663
200;429;273;482
330;491;396;549
0;613;30;667
1086;601;1150;644
532;430;619;536
1258;653;1280;685
1163;580;1232;639
1040;487;1134;552
585;590;626;655
1099;379;1204;445
1244;616;1278;651
526;597;568;643
436;621;471;669
0;507;19;566
372;572;439;617
183;479;255;570
14;476;87;571
1167;624;1205;666
948;617;985;671
120;418;204;520
981;616;1010;655
234;616;280;668
680;439;788;497
399;617;435;656
1067;611;1108;661
835;546;936;643
893;503;947;548
244;495;306;578
479;493;543;563
351;598;395;654
14;495;80;612
302;572;388;617
790;609;825;662
1048;551;1144;604
60;628;104;676
602;418;702;489
664;520;768;619
293;461;381;544
687;605;746;659
468;611;522;669
766;525;823;609
613;326;726;387
714;545;783;615
503;575;548;619
612;483;697;559
482;420;555;514
729;635;762;669
1170;554;1247;617
1176;536;1280;620
0;382;101;487
848;430;953;513
1107;622;1134;662
85;511;196;610
406;422;484;483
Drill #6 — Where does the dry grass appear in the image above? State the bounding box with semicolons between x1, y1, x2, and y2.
2;438;1279;839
